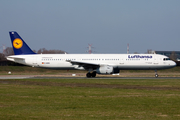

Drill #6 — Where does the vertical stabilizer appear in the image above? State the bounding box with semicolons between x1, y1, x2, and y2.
9;31;36;55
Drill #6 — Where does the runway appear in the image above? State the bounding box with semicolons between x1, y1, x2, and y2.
0;75;35;79
1;75;180;79
32;77;180;79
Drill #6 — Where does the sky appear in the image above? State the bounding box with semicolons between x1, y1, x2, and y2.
0;0;180;54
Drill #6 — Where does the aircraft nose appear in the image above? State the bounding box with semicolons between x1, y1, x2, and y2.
171;61;176;67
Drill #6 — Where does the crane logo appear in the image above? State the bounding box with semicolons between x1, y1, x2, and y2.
13;38;23;49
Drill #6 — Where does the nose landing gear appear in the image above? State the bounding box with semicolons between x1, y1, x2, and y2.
155;70;158;78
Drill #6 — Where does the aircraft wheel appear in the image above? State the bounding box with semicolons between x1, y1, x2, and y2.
86;73;91;78
155;74;158;78
91;72;96;77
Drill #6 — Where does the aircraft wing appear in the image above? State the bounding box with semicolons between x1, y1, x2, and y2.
66;60;100;70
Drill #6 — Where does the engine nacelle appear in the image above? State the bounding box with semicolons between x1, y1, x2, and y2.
96;65;114;74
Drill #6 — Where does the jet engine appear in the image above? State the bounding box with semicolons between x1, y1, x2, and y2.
96;65;114;74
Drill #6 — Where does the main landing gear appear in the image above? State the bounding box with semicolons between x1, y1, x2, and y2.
86;71;96;78
155;70;158;78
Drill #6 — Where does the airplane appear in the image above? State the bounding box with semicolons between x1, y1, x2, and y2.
7;31;176;78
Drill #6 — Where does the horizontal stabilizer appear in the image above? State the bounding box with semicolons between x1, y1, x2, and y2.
6;56;25;62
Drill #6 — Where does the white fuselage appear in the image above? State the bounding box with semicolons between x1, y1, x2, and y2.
7;54;176;71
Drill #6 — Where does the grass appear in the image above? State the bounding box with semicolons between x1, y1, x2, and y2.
0;78;180;119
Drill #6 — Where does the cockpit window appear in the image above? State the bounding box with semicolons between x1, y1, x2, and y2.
163;58;171;61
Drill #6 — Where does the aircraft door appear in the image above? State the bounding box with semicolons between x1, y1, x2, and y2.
119;57;124;69
119;57;124;65
32;56;38;67
154;56;159;65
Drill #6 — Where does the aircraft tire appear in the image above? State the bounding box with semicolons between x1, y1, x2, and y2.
91;72;96;77
86;73;91;78
155;74;158;78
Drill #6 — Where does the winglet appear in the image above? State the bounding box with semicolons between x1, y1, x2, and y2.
9;31;36;55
